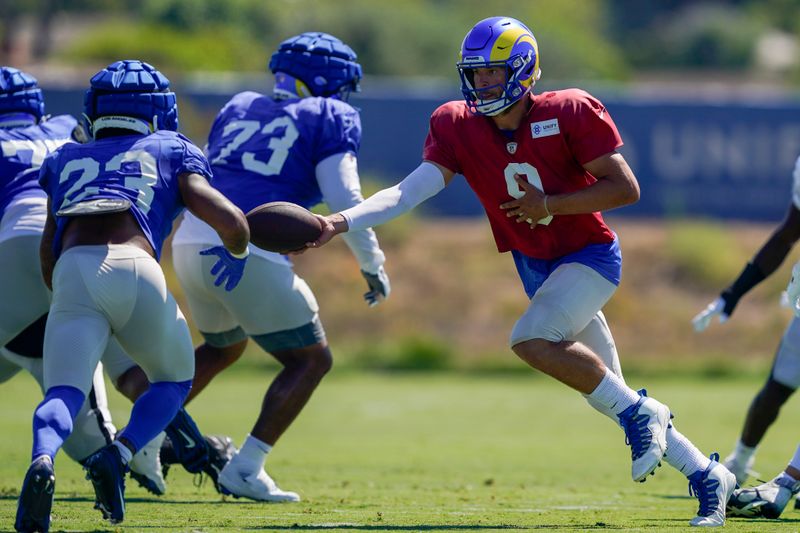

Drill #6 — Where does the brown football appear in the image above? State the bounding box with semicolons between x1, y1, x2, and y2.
245;201;322;253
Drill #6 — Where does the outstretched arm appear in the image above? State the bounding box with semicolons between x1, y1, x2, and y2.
309;161;452;247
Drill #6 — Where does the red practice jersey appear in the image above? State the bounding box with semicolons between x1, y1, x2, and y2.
423;89;622;260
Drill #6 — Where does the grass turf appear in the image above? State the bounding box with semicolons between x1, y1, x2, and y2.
2;368;800;531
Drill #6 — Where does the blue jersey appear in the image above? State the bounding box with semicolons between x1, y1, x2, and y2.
39;131;212;259
0;115;76;217
206;91;360;214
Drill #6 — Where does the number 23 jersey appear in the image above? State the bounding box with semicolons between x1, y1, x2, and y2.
39;131;212;259
423;89;622;260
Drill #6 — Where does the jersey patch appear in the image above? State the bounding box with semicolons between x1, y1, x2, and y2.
531;118;560;138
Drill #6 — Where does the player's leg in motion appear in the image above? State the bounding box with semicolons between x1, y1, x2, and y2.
174;245;331;502
80;247;196;524
509;262;734;527
16;249;114;532
107;340;231;494
723;317;800;485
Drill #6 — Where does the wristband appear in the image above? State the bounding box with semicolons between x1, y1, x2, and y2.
229;247;250;259
543;195;552;217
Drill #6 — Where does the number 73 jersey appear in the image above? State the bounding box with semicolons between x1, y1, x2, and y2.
38;130;212;259
205;91;361;214
423;89;622;260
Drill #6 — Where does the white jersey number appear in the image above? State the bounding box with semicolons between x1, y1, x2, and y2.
57;150;158;215
1;138;71;169
211;117;299;176
503;162;552;226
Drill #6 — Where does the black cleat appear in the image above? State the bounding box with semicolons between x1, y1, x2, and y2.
203;435;237;493
164;409;209;474
15;456;55;533
83;444;128;524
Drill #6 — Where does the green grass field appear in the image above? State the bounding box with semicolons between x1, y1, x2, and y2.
2;368;800;531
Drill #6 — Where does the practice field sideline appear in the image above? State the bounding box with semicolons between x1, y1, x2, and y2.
1;369;799;531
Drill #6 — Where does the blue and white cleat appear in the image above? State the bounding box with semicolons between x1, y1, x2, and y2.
15;456;55;533
688;454;736;526
83;444;128;525
727;473;800;519
164;408;209;474
617;390;670;482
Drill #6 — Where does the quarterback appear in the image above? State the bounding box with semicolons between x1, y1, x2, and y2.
308;16;735;527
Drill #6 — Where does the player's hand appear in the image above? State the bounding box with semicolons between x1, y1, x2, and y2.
692;297;729;332
199;245;248;291
361;266;391;307
499;175;549;227
302;213;348;252
786;262;800;317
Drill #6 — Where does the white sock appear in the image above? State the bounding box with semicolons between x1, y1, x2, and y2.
587;369;640;416
663;425;711;477
234;434;271;471
112;440;133;464
731;439;757;464
788;443;800;472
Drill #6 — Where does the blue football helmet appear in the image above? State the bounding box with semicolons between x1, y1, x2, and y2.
0;66;45;121
83;59;178;137
457;16;541;116
269;32;362;102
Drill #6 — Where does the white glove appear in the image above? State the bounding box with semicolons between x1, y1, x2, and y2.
786;262;800;317
361;266;391;307
692;297;729;332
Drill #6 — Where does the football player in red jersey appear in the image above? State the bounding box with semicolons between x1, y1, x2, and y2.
306;16;736;527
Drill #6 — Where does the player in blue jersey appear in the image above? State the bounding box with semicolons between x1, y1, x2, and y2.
0;66;169;497
171;32;390;501
15;60;250;532
0;67;233;513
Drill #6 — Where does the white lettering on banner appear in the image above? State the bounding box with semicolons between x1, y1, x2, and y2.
651;121;800;184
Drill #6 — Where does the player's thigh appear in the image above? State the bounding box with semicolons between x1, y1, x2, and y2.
113;255;194;383
44;249;112;394
177;245;319;335
772;317;800;389
510;262;616;346
172;243;239;334
100;337;137;384
0;236;50;345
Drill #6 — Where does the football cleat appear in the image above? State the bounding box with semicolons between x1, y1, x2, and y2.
129;432;166;496
83;444;128;524
218;457;300;502
727;474;800;519
203;435;237;493
617;390;670;482
15;456;55;533
722;451;756;486
163;408;210;474
687;454;736;527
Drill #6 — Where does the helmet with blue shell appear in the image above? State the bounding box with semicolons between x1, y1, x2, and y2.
83;59;178;137
269;32;362;102
457;16;541;116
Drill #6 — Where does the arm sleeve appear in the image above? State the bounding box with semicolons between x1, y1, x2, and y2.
340;162;446;233
316;152;385;273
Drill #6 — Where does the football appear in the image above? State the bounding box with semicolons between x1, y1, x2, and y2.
245;201;322;254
